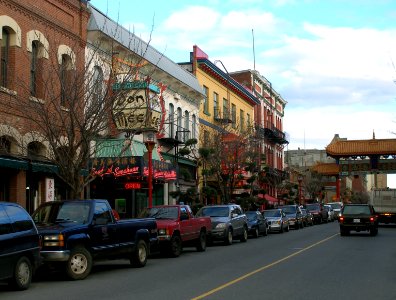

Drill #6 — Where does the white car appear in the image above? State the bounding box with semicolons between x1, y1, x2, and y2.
324;204;335;222
326;202;343;220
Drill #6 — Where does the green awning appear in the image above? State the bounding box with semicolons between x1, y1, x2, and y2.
161;153;197;167
31;162;59;173
94;139;161;160
0;157;28;170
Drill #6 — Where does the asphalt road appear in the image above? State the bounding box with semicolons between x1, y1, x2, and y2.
1;221;396;300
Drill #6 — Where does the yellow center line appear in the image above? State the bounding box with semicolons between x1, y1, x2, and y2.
191;233;339;300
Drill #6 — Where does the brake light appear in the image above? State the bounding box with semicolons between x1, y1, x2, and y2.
370;217;375;222
339;216;344;223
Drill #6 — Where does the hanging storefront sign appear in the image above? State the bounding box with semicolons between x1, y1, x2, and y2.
45;178;55;202
112;80;164;133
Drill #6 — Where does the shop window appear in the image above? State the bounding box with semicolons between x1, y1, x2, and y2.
1;27;10;88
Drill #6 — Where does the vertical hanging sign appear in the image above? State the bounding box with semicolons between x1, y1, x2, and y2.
45;178;55;202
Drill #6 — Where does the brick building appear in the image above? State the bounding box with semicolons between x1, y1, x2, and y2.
0;0;89;212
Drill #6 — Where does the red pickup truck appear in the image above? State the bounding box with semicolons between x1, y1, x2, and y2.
142;205;212;257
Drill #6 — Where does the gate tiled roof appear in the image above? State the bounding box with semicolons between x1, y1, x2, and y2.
326;138;396;157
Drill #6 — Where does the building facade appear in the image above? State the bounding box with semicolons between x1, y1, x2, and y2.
0;0;89;212
87;5;203;217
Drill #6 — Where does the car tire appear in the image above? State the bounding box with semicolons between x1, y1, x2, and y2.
130;239;148;267
9;256;32;290
224;228;233;245
196;230;207;252
169;235;182;257
263;225;268;236
370;228;378;236
66;246;92;280
253;227;259;238
240;226;248;242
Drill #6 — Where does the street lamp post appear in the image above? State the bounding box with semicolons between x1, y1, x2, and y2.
143;131;156;208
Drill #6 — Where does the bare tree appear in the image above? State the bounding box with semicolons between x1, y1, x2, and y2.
2;25;156;199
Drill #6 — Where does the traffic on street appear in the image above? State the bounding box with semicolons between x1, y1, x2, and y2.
2;216;395;300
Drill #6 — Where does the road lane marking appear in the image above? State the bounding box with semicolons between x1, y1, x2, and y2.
191;233;339;300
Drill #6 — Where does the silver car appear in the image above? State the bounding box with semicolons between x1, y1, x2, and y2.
262;209;290;233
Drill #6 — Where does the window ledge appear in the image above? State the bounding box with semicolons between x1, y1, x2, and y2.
0;86;17;96
29;96;45;104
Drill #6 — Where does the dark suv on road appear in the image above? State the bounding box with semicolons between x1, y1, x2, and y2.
196;204;248;245
339;204;378;236
305;203;328;224
0;202;41;290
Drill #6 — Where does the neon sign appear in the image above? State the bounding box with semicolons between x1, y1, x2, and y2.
125;182;142;189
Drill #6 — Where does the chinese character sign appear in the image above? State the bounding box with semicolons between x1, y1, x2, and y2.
46;178;55;202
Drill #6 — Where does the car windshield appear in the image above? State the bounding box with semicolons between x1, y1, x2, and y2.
263;210;281;217
305;204;320;211
143;207;178;219
281;206;296;214
342;205;371;215
197;207;229;217
32;202;90;225
329;203;342;209
246;212;258;221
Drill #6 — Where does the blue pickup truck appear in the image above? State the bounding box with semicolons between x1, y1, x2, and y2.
31;199;158;280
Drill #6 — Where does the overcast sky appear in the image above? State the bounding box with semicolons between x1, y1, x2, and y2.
89;0;396;187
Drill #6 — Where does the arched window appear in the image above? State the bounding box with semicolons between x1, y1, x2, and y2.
177;107;182;141
0;136;11;154
30;40;39;96
27;141;45;161
168;103;174;139
60;54;73;106
184;110;190;140
1;27;10;87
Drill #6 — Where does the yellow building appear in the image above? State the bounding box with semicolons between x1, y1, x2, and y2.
180;45;260;203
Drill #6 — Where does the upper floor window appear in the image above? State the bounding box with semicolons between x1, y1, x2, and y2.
223;98;229;119
247;113;251;130
169;103;174;139
192;114;196;139
231;104;236;128
60;54;73;106
203;85;209;114
177;107;182;140
1;28;10;88
213;92;219;118
240;109;244;132
30;41;39;96
0;136;11;154
184;110;190;140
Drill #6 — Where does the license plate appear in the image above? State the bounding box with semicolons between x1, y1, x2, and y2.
353;219;360;223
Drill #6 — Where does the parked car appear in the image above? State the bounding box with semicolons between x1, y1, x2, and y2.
262;209;290;233
246;211;268;238
280;204;304;229
196;204;248;245
326;202;343;220
31;199;158;280
305;203;328;224
140;205;211;257
301;208;314;226
0;202;41;290
339;204;378;236
324;204;335;222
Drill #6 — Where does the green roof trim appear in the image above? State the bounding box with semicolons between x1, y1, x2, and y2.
161;153;197;167
94;139;161;160
0;157;28;170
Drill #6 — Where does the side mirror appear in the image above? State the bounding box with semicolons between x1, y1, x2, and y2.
180;214;189;221
232;213;238;218
94;217;108;226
